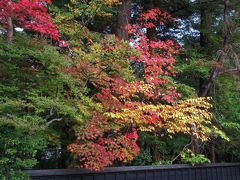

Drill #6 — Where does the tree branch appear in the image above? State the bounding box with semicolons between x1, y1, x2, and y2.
46;118;63;126
171;139;193;164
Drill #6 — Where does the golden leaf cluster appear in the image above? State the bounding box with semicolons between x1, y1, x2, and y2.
106;97;219;142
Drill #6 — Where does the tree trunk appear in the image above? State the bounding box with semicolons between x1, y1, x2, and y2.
197;0;230;161
116;0;132;40
198;5;213;97
7;17;13;44
199;0;229;97
151;145;159;162
200;6;212;54
191;133;200;154
6;167;10;180
211;139;216;163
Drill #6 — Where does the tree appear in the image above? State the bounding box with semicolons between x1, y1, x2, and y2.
214;75;240;162
172;0;239;161
67;8;222;170
0;114;46;179
0;34;89;177
0;0;58;43
116;0;132;40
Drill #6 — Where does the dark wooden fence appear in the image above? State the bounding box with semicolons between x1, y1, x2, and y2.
27;163;240;180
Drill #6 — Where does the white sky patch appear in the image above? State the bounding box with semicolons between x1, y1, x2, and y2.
15;27;24;32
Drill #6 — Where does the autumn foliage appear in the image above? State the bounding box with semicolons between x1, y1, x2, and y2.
1;0;239;177
0;0;58;40
127;8;181;103
67;8;216;171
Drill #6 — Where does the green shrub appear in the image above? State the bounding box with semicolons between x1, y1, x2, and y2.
180;149;210;166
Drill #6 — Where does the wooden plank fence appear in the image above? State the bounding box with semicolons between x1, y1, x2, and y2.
27;163;240;180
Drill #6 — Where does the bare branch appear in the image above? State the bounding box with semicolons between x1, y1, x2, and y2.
46;118;63;126
220;68;240;75
171;139;193;164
